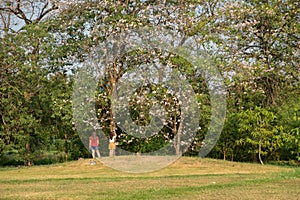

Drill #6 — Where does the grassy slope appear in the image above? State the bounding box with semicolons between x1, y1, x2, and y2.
0;157;299;200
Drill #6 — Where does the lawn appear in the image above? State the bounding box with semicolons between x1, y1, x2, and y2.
0;157;299;199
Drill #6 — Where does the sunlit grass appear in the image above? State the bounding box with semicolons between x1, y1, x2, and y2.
0;157;299;199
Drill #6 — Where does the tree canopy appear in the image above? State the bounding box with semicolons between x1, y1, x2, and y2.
0;0;299;166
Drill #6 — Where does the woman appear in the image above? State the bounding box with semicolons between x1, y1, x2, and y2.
89;131;100;159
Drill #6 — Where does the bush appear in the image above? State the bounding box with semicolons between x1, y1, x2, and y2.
267;160;300;167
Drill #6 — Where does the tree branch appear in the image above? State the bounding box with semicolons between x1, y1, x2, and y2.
35;3;58;23
0;6;32;24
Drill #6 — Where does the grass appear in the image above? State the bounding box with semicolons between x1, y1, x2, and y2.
0;157;299;199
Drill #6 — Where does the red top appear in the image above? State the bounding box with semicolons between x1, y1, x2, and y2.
89;136;99;147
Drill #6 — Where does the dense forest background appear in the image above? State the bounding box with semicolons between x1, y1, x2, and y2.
0;0;299;166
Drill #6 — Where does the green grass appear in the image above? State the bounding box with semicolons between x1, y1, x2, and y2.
0;157;299;199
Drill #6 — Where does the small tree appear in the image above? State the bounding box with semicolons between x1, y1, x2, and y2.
237;107;284;165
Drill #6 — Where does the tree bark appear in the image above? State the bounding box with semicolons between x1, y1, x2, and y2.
258;141;264;165
25;141;32;166
108;64;117;137
175;116;183;156
64;133;68;162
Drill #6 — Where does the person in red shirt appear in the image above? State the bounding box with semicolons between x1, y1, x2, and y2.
89;131;100;159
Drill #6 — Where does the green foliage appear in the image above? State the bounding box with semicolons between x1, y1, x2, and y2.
236;107;284;163
0;0;299;165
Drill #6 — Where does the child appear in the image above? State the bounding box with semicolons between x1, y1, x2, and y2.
109;132;117;157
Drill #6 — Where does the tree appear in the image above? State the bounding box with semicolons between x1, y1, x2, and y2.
1;0;298;165
62;0;213;156
278;93;300;161
206;0;299;163
216;0;299;108
0;0;62;165
237;107;284;164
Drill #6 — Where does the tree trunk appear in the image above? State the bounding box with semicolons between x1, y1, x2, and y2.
231;147;234;161
25;142;32;166
172;126;177;154
175;117;183;156
64;133;68;162
109;68;117;136
258;141;264;165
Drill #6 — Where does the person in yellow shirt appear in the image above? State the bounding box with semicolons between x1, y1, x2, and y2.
109;131;117;157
